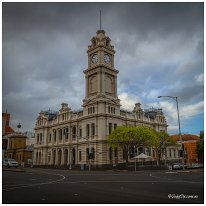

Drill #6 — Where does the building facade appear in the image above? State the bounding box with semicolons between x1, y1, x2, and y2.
34;29;176;168
171;134;200;163
2;112;14;158
4;133;33;164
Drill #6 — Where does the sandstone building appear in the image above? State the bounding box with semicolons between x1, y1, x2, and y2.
4;133;33;164
34;29;177;168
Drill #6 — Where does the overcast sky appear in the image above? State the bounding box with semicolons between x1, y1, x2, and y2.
3;2;204;135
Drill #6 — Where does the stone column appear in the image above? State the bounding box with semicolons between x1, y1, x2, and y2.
61;148;64;165
55;149;58;165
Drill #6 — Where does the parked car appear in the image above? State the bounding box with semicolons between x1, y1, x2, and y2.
172;163;186;170
3;158;19;168
191;163;202;168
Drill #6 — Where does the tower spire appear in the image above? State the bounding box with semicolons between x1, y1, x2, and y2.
100;10;102;30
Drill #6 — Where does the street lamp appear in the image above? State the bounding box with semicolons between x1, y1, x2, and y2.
69;149;72;170
157;96;185;168
134;145;137;172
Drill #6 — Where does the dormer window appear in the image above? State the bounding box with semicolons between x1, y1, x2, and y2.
88;106;95;114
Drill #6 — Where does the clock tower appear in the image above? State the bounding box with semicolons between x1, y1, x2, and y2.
83;29;120;115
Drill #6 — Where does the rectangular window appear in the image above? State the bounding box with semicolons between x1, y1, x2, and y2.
111;107;113;114
37;134;39;144
86;124;90;137
72;126;76;139
65;128;69;140
114;123;117;130
91;123;95;136
86;148;89;160
79;128;82;138
109;123;112;134
108;106;110;113
49;134;52;142
109;147;112;161
79;151;82;161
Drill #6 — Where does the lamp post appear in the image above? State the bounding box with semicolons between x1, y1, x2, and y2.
134;145;137;172
69;149;72;170
158;96;185;168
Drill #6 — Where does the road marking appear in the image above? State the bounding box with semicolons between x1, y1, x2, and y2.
165;172;178;174
55;180;200;184
3;171;66;191
149;173;203;184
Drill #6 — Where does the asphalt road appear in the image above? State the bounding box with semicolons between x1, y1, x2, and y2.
2;167;204;204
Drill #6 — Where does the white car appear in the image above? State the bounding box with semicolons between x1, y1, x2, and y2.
172;163;185;170
3;158;19;168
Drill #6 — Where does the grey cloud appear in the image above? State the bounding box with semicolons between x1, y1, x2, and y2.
2;3;203;133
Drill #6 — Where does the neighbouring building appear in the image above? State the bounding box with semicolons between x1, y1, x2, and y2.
4;133;33;164
2;112;14;157
171;134;200;163
34;29;179;168
2;112;14;136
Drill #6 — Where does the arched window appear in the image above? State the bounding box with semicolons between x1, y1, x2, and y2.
59;129;62;141
64;127;69;141
90;75;97;94
53;150;56;165
58;150;62;165
64;149;68;165
105;76;114;94
39;152;41;163
53;130;56;142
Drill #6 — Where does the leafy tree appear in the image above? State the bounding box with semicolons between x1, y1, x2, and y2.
200;130;204;139
151;132;177;165
197;130;204;162
108;126;156;164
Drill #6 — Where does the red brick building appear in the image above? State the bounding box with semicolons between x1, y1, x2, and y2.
2;112;14;151
171;134;200;163
2;113;14;135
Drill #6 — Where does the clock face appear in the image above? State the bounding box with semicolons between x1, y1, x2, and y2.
104;54;110;64
91;54;98;64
